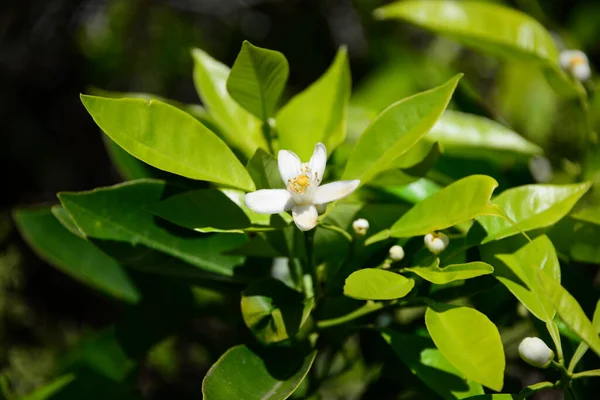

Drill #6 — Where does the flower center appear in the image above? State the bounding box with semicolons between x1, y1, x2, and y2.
288;174;311;194
570;55;586;67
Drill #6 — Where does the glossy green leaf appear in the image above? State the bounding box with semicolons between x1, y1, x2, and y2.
569;299;600;372
13;207;140;303
367;175;500;244
241;278;312;344
51;205;84;238
344;269;414;300
406;259;494;285
202;345;316;400
227;41;289;121
58;180;247;277
478;183;592;243
381;330;484;399
483;235;559;322
425;304;505;391
427;111;542;160
191;48;267;158
148;188;290;233
81;95;255;192
343;74;461;185
374;1;580;97
246;148;285;190
103;135;155;181
277;47;350;159
537;272;600;358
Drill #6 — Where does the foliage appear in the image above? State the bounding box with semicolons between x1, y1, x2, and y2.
9;1;600;399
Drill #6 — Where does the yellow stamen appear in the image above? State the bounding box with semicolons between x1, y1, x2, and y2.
288;174;311;194
570;55;586;67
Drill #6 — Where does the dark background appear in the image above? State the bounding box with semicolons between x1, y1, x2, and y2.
2;0;600;398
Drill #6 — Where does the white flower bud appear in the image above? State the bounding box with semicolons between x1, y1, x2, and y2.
424;232;449;255
559;50;591;81
518;337;554;368
389;245;405;261
352;218;369;236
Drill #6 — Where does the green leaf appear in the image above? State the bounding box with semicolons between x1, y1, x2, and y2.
191;48;267;158
482;235;559;322
246;148;285;190
202;345;316;400
13;207;140;303
103;135;155;181
537;272;600;358
381;330;484;399
342;74;461;185
241;278;312;344
227;41;289;121
367;175;500;244
464;396;517;400
148;188;291;233
51;205;84;238
572;204;600;226
478;183;592;243
344;269;414;300
427;111;542;160
276;47;350;159
80;95;255;192
19;374;76;400
58;180;247;277
374;1;580;97
406;260;494;285
569;299;600;372
425;304;505;391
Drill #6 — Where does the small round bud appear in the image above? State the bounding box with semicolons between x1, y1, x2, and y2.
424;232;449;255
352;218;369;236
389;245;405;261
518;337;554;368
559;50;591;81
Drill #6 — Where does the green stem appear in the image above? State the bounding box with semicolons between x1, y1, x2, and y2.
516;381;557;400
572;369;600;379
319;223;353;242
304;230;319;299
316;301;386;329
547;321;564;363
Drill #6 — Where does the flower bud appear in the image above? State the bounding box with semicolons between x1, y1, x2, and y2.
424;232;449;255
559;49;591;81
389;245;405;261
352;218;369;236
518;337;554;368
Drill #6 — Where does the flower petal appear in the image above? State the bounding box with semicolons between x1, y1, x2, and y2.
278;150;302;185
308;142;327;185
313;180;360;205
245;189;294;214
292;205;318;231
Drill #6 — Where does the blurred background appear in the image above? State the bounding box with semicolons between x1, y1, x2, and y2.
2;0;600;398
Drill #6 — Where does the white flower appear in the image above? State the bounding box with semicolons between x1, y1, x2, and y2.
424;232;449;255
518;337;554;368
559;50;591;81
389;245;405;261
245;143;360;231
352;218;369;236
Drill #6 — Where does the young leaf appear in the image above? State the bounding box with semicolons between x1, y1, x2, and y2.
478;183;592;243
482;235;559;323
425;304;505;392
277;47;350;159
342;74;461;185
202;345;316;400
227;41;289;121
344;269;414;300
13;207;140;304
406;260;494;285
381;330;484;399
537;272;600;358
58;180;247;277
80;95;256;192
427;111;542;160
191;48;267;158
367;175;500;244
241;279;312;344
569;299;600;372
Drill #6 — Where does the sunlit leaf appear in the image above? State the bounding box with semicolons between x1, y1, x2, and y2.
343;74;461;185
425;304;505;391
344;269;414;300
81;95;255;192
406;259;494;285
